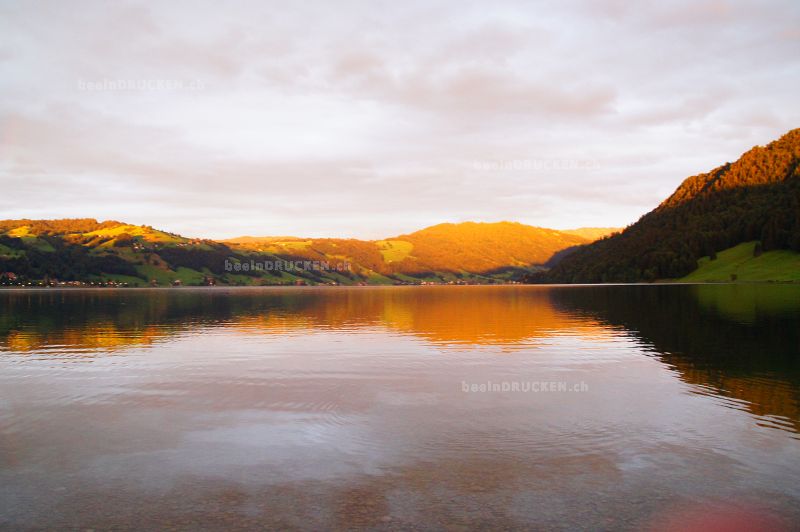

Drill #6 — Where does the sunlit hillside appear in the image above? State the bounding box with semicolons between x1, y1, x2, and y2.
560;227;622;241
0;219;610;286
388;221;590;274
224;221;603;279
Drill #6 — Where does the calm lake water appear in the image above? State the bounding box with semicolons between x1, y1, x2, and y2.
1;285;799;530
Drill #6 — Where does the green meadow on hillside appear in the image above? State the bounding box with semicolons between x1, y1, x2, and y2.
680;241;800;283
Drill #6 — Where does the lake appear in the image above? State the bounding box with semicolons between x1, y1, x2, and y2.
1;285;799;530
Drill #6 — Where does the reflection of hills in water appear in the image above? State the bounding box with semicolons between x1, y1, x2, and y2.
2;286;799;433
549;285;800;435
232;287;609;348
693;283;800;324
0;287;604;352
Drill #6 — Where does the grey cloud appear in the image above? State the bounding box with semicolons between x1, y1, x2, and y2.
0;0;798;238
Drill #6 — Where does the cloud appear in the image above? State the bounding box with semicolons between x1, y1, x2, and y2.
0;0;798;238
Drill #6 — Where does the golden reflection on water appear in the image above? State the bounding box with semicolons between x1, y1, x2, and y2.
0;287;608;352
5;324;166;353
1;287;619;352
228;287;614;347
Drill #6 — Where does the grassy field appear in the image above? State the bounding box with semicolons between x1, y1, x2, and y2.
376;240;414;262
135;264;208;285
680;241;800;282
20;236;56;252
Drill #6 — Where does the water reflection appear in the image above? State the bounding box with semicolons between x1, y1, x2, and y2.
1;286;799;530
1;287;600;351
2;285;798;433
549;285;800;434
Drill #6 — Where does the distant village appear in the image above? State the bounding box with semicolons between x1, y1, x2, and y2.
0;271;522;288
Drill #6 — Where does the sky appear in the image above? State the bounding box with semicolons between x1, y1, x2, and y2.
1;0;798;239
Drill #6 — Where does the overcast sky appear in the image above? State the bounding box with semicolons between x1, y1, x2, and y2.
1;0;798;239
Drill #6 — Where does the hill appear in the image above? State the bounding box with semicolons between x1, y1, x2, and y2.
0;219;609;287
218;222;600;282
559;227;621;241
224;222;597;280
539;128;800;283
386;221;590;274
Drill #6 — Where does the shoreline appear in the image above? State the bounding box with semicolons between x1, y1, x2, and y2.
1;280;799;292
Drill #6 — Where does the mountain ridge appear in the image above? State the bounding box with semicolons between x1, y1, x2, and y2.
0;219;615;286
222;222;620;245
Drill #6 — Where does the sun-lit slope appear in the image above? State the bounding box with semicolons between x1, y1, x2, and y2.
222;236;307;247
223;222;597;277
0;218;114;235
222;235;301;243
1;218;613;285
0;219;221;286
389;221;589;274
82;223;188;244
0;219;112;251
0;220;385;285
0;218;189;246
225;237;389;278
680;242;800;282
376;240;414;263
560;227;622;241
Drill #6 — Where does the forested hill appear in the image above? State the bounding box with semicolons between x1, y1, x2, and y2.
538;128;800;283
